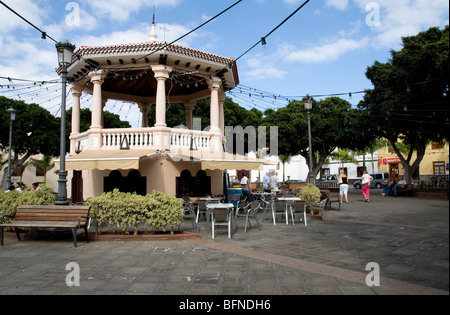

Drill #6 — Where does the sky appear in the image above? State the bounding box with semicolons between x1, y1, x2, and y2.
0;0;449;127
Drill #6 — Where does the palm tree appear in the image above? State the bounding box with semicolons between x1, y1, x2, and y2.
31;155;55;185
279;154;293;183
330;149;358;169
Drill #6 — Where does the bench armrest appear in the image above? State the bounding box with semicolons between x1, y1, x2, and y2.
77;216;91;229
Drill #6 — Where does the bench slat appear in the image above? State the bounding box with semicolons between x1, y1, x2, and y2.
0;221;81;228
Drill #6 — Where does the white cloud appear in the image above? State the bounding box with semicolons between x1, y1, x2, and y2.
0;36;56;80
283;37;369;63
0;0;46;33
241;54;288;81
325;0;350;11
81;0;183;22
353;0;449;49
76;22;194;47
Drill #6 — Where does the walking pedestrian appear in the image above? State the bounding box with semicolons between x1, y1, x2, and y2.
338;170;349;204
361;171;374;202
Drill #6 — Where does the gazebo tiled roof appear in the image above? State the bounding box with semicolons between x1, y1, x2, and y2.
74;41;236;66
64;40;239;93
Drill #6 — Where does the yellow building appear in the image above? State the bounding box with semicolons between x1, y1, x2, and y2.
377;141;449;181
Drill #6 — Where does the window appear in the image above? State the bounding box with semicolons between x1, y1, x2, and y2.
357;167;366;177
433;162;445;176
431;142;445;150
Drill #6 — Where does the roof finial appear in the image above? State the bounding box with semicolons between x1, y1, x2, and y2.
149;5;157;42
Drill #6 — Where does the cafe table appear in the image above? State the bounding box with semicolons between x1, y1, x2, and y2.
277;197;302;222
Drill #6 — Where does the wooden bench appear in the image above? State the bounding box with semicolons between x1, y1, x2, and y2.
389;184;414;197
0;205;91;247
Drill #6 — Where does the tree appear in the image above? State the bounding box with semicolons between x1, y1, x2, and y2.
0;96;60;189
31;155;55;185
263;97;372;180
360;26;449;183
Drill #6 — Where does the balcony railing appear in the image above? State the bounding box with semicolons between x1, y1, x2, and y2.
71;128;213;153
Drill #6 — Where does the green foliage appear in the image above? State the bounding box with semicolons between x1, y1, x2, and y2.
145;191;184;233
0;189;56;224
85;190;183;235
296;184;321;208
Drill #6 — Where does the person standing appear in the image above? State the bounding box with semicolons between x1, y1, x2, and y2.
361;171;374;202
338;170;349;204
270;172;279;191
241;172;253;203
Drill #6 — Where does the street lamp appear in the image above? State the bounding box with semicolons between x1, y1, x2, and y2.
303;94;315;185
55;40;76;205
6;107;16;189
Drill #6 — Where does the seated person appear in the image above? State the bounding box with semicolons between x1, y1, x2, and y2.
392;178;407;197
381;178;396;197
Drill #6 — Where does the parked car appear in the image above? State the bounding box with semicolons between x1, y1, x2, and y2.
353;172;390;189
318;174;339;182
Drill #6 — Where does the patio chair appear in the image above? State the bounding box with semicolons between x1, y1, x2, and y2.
273;200;289;225
311;198;329;222
235;196;248;217
196;200;208;223
261;194;274;220
182;201;198;232
290;200;307;226
211;207;232;239
236;201;261;233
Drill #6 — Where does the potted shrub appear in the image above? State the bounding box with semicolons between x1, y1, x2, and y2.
279;183;290;196
296;184;321;212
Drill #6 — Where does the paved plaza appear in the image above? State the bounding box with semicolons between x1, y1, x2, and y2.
0;189;448;296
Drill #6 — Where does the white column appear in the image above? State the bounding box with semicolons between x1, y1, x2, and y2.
208;76;223;152
89;70;107;130
70;84;83;135
184;100;197;130
218;91;226;138
209;76;222;133
88;70;107;149
139;103;151;128
70;83;83;154
152;65;173;128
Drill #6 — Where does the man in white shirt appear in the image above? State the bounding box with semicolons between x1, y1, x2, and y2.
393;177;407;197
270;172;279;191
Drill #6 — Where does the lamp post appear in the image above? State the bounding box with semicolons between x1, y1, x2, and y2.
55;40;75;205
6;106;16;189
303;94;315;185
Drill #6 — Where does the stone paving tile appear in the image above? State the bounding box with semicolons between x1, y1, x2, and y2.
0;192;448;296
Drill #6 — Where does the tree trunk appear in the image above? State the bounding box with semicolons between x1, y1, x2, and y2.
390;140;426;184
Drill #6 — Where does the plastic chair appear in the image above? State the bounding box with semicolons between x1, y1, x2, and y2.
290;200;307;226
261;194;274;220
273;200;288;225
196;200;208;223
311;198;329;222
182;202;198;231
211;207;232;239
236;201;261;233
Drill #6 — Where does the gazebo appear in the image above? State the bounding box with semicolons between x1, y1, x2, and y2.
58;24;269;202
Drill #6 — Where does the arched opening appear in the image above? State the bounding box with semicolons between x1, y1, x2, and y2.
104;170;147;196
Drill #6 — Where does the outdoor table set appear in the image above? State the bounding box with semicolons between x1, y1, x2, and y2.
182;193;308;240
